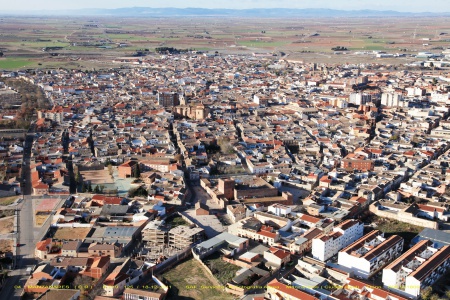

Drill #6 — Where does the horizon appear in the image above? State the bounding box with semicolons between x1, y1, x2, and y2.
3;1;450;13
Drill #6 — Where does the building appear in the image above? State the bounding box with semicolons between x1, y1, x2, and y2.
228;217;281;246
333;278;409;300
158;91;179;107
381;92;404;107
312;219;364;261
142;219;168;246
227;204;246;224
168;225;205;249
118;160;138;178
37;106;64;124
268;203;292;217
338;230;403;279
218;178;235;200
263;247;291;268
341;159;374;171
266;278;320;300
192;232;249;260
382;240;450;299
410;228;450;248
123;288;166;300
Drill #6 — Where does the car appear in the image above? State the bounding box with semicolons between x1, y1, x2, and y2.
16;243;21;247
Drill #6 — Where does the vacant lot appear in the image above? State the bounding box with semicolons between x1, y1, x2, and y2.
163;258;235;300
35;211;50;227
0;216;14;234
53;227;92;241
372;215;424;247
204;252;242;285
0;239;13;253
0;196;19;206
80;169;114;185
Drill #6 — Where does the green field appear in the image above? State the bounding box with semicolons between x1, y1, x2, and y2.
238;40;289;48
373;216;424;247
0;58;34;69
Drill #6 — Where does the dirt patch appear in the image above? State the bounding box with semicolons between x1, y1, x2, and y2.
163;258;234;300
35;212;50;227
80;169;114;184
0;209;15;219
0;216;14;234
53;227;92;241
0;239;13;253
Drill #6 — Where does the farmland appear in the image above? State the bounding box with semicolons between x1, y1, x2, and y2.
1;16;450;69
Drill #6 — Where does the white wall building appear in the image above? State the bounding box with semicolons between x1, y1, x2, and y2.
383;240;450;299
338;230;403;279
312;219;364;262
268;204;292;217
381;92;403;107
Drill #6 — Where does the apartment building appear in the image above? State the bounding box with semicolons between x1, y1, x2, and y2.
312;219;364;261
383;240;450;299
168;225;205;249
142;220;168;246
338;230;403;279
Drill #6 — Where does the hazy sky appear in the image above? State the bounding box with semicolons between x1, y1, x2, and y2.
4;0;450;12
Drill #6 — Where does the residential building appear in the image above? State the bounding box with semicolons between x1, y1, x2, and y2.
383;240;450;299
312;219;364;261
338;230;403;279
168;225;205;249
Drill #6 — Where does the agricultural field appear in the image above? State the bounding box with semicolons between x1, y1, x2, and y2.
1;16;450;70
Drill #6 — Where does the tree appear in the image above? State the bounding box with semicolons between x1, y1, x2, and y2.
81;183;87;193
420;286;433;300
429;294;440;300
87;182;93;193
217;137;234;154
133;164;141;178
128;186;148;198
94;185;100;193
75;171;80;184
107;165;113;177
72;275;95;299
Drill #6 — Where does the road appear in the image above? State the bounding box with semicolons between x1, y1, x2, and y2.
0;133;38;299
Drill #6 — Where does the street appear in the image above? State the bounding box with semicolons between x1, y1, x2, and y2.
0;133;38;299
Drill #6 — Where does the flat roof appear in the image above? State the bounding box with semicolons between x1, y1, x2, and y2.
411;228;450;248
196;232;248;250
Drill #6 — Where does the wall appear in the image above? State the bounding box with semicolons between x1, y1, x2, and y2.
222;256;253;269
197;259;225;289
369;203;438;229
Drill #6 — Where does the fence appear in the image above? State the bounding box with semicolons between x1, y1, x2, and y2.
153;246;192;275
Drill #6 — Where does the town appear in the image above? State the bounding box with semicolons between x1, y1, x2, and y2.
1;15;450;300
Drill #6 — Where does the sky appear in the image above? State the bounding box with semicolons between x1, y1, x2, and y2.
3;0;450;12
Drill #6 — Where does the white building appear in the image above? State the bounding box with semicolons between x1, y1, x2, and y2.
349;93;372;106
383;240;450;299
311;219;364;262
268;203;292;217
381;92;404;107
338;230;403;279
